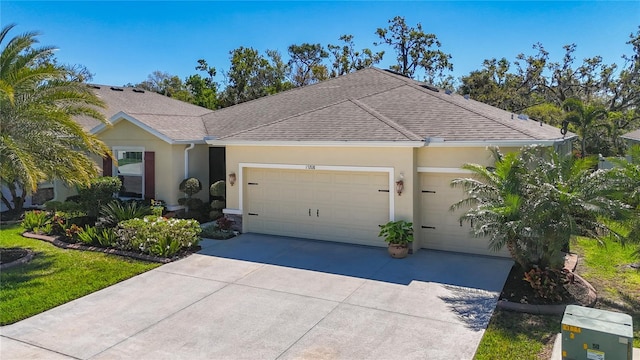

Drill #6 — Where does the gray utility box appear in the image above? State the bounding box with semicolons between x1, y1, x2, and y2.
562;305;634;360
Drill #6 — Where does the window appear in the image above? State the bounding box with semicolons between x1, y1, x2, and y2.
32;182;54;205
114;148;144;198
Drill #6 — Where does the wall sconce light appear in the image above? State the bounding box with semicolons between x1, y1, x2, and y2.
228;172;236;186
395;173;404;196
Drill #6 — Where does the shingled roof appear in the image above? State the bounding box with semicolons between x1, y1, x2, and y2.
85;68;572;145
80;85;213;143
621;129;640;142
202;67;570;144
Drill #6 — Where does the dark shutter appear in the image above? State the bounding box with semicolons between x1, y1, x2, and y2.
103;156;113;176
144;151;155;200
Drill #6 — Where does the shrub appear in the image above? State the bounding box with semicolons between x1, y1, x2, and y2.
76;176;122;216
179;178;202;197
210;180;226;198
97;228;118;247
523;267;568;302
217;216;233;231
64;224;83;243
77;226;100;245
150;199;165;217
21;210;50;232
98;200;151;228
116;216;201;258
201;221;235;240
44;200;82;212
209;180;226;220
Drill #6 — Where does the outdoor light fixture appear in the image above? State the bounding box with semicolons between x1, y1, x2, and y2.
395;173;404;196
228;172;236;186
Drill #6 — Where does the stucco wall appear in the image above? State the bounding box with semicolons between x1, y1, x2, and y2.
98;120;185;208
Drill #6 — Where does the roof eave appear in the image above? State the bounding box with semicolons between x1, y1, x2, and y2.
205;140;425;148
423;137;576;147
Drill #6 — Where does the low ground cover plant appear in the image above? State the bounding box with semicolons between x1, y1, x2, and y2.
201;216;236;240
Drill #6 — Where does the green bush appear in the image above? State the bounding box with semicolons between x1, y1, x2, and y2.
21;211;50;232
116;216;201;258
97;200;151;228
44;200;82;212
201;220;236;240
76;176;122;216
97;228;118;247
179;178;202;197
77;226;100;245
209;180;226;197
209;180;226;220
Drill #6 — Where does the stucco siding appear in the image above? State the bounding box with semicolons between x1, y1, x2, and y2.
98;120;181;207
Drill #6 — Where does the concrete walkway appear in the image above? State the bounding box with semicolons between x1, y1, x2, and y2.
1;234;513;360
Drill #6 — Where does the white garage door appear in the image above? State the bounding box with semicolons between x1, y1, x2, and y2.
244;168;390;246
420;173;509;257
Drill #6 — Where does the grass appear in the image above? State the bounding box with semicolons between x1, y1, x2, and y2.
0;225;160;325
574;236;640;348
475;236;640;359
475;311;560;360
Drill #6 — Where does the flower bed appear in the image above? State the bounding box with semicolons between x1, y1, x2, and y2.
21;210;201;260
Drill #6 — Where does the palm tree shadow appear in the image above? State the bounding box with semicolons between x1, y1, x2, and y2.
438;284;501;331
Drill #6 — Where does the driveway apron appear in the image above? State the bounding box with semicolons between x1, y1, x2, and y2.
1;233;512;360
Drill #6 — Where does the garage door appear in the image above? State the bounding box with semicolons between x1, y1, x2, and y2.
420;173;509;257
244;168;390;246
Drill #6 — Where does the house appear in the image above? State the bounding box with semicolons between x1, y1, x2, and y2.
9;68;574;257
621;129;640;146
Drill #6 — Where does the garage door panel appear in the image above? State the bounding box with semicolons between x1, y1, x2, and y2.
420;173;508;257
244;168;389;247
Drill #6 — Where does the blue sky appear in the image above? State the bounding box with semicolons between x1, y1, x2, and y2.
3;1;639;86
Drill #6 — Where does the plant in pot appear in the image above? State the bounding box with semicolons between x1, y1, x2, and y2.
378;220;414;259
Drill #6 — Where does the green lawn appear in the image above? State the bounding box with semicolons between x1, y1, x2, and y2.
475;236;640;359
0;225;159;325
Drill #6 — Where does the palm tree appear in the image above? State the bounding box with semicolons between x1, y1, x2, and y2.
562;98;608;157
451;146;628;271
0;24;110;213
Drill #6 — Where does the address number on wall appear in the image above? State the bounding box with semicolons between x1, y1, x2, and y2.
305;165;316;170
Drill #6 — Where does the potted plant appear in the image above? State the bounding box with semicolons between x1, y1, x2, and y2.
378;220;414;259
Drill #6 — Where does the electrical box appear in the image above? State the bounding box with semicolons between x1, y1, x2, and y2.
562;305;633;360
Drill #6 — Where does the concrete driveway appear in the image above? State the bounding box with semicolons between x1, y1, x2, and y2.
1;233;512;360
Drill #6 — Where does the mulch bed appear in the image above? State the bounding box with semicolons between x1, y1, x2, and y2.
499;265;593;306
0;248;35;269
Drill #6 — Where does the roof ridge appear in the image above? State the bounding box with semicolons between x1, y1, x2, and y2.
349;98;423;141
217;98;353;140
404;82;539;139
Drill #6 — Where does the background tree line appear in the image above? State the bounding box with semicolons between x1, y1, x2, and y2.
132;18;638;157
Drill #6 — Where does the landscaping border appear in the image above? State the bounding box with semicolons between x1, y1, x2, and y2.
0;248;35;270
22;232;182;264
496;253;598;315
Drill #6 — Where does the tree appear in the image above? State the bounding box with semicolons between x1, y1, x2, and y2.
220;47;292;107
0;24;111;213
562;98;608;157
375;16;452;81
287;43;329;87
458;58;537;112
327;34;384;77
451;146;627;273
136;71;191;101
185;59;219;109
